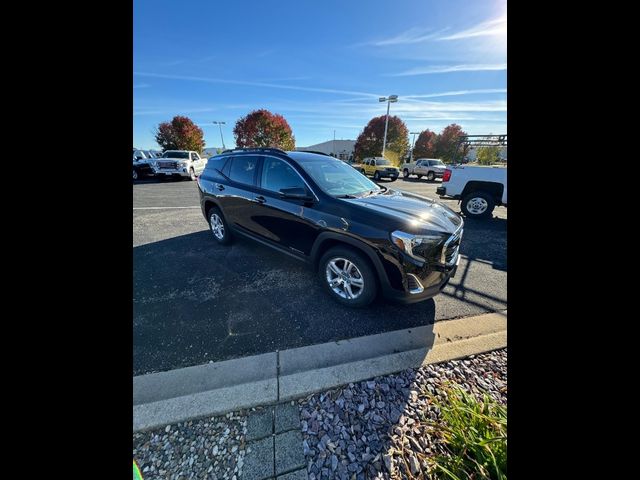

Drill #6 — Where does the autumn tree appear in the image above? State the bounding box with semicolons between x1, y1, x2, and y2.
412;129;438;159
353;115;409;166
233;109;295;150
434;124;468;163
154;115;205;152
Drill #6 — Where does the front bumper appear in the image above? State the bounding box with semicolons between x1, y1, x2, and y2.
154;167;190;177
382;255;459;304
378;171;399;178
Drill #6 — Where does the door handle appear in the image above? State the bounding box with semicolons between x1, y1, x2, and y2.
216;184;225;191
255;195;266;204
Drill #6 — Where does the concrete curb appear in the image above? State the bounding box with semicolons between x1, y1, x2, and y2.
133;310;506;431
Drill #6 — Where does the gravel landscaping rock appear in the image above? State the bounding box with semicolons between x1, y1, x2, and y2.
133;411;247;480
299;348;507;479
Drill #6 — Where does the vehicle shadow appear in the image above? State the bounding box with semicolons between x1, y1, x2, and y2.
133;216;505;375
398;177;442;183
133;231;438;375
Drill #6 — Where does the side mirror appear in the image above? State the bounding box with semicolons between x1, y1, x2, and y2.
279;187;314;201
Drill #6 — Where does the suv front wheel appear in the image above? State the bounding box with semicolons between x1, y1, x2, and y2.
318;247;377;307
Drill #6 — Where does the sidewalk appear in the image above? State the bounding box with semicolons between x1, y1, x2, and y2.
133;349;507;479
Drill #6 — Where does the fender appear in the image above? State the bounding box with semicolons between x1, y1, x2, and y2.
310;231;393;291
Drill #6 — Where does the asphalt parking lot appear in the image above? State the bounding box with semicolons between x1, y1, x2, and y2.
133;176;507;376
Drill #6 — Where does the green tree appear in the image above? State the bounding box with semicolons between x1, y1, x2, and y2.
476;146;501;165
353;115;409;166
233;109;295;150
412;129;437;159
154;115;205;152
434;123;468;163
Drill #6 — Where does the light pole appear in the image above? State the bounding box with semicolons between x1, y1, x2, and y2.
212;121;226;149
333;130;336;157
409;131;420;163
379;95;398;158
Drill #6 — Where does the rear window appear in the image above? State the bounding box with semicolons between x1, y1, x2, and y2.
163;151;189;159
229;155;258;185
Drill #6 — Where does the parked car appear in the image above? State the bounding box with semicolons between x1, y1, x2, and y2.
154;150;206;180
436;165;507;219
132;152;154;181
354;157;400;181
197;148;463;307
401;158;446;181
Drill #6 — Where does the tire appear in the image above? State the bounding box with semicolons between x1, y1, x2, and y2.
416;174;423;179
208;206;233;245
461;191;495;219
373;171;380;180
426;171;435;181
318;246;377;307
403;169;410;178
132;169;138;181
189;168;197;181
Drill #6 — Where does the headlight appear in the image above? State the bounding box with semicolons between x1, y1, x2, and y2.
391;230;446;262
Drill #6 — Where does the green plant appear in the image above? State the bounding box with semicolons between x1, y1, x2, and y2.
476;146;501;165
426;384;507;479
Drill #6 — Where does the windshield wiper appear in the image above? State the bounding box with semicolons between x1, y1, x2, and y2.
335;194;357;199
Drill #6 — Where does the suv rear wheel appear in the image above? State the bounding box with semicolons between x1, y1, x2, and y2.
208;207;233;245
461;191;495;219
189;168;197;181
426;171;435;181
403;169;409;178
373;171;381;180
318;246;377;307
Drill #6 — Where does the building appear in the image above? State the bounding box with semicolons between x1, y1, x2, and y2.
297;139;356;161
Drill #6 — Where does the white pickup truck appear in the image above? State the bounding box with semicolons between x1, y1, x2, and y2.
401;158;446;181
153;150;207;181
436;165;507;219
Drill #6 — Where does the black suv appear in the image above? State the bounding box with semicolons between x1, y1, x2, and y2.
197;148;463;307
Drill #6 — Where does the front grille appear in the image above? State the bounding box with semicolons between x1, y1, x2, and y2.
386;168;397;172
441;228;463;265
158;161;178;169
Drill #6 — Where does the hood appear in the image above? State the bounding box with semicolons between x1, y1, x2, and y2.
343;189;462;234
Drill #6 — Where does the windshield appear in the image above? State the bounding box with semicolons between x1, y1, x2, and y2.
297;158;381;197
163;151;189;159
375;159;391;166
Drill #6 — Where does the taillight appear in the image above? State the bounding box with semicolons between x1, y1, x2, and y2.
442;169;452;182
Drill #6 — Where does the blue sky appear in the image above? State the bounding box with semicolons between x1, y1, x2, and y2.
134;0;506;150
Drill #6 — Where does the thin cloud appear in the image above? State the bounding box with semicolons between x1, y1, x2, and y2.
134;72;381;98
360;28;450;46
438;14;507;41
389;64;507;76
405;88;507;99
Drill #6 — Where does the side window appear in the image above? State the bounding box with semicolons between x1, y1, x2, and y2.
260;157;306;193
229;155;258;185
191;153;198;161
372;160;377;166
221;157;232;177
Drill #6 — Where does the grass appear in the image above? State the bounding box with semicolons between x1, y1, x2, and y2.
425;383;507;480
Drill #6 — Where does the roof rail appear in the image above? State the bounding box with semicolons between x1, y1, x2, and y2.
220;147;287;155
298;150;332;156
